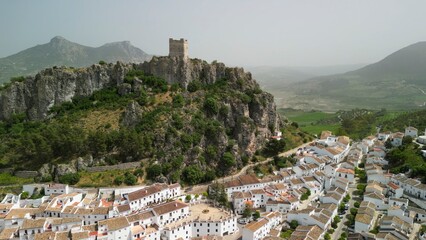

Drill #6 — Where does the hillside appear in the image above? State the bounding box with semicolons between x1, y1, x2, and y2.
278;42;426;111
0;36;152;84
0;57;297;186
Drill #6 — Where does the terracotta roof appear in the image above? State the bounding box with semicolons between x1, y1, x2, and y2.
232;191;251;199
21;218;47;230
34;232;55;240
71;231;90;240
336;168;354;174
0;227;18;240
152;200;188;216
355;213;373;225
117;204;130;213
244;218;268;232
99;216;129;231
5;208;40;220
127;183;169;201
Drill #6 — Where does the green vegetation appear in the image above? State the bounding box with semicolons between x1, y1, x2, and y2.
289;220;299;230
208;182;229;208
59;173;81;185
278;108;339;135
387;142;426;180
20;191;29;199
280;229;294;239
0;173;33;186
242;204;253;218
77;169;140;188
253;211;260;220
300;189;311;201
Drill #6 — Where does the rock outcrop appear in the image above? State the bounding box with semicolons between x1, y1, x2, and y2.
0;56;284;179
0;62;131;120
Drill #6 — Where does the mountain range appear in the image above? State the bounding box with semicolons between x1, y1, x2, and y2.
0;36;152;84
270;42;426;111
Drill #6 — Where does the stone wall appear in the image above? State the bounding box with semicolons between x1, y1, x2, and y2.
85;162;140;173
0;168;13;174
15;171;38;178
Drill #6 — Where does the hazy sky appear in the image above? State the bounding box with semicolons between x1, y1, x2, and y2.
1;0;426;67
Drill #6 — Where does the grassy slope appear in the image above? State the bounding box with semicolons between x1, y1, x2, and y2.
279;108;339;135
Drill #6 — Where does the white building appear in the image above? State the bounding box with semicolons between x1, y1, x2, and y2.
44;184;69;196
124;183;181;211
98;216;130;240
405;127;418;138
242;212;281;240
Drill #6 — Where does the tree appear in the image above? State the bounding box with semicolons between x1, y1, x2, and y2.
187;80;201;92
354;201;360;208
146;164;162;180
59;173;80;185
124;172;137;185
172;94;185;108
221;152;236;169
242;204;253;218
133;168;144;178
204;97;219;115
402;135;413;145
253;211;260;220
114;176;124;185
21;191;29;199
185;195;192;202
262;139;286;157
289;220;299;229
182;165;204;185
208;182;228;208
324;233;331;240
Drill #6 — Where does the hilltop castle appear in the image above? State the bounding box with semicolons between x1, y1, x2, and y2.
169;38;188;58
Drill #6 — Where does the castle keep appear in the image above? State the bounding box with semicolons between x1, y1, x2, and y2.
169;38;188;58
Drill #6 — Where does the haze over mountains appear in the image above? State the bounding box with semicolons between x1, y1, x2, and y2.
0;36;152;84
1;37;425;112
267;42;426;111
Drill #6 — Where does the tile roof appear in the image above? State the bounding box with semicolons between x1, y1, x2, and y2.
244;218;269;232
21;218;47;230
152;200;188;216
99;216;129;231
127;183;169;201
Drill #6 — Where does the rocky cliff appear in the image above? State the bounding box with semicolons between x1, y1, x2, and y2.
0;56;284;183
0;62;130;120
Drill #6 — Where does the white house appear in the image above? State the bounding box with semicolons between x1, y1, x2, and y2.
405;127;418;138
124;183;181;211
335;168;355;182
387;182;403;198
354;201;376;233
98;216;130;240
44;184;69;196
363;192;386;210
391;132;404;147
242;212;280;240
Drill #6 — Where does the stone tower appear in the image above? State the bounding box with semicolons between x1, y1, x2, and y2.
169;38;188;58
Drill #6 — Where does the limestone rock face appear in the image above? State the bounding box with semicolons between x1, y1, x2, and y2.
121;101;143;127
0;62;131;121
1;57;284;172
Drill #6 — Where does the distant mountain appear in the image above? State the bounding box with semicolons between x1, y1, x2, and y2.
0;36;152;83
279;42;426;111
248;64;365;91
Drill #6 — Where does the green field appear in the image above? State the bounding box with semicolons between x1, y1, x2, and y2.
278;108;340;135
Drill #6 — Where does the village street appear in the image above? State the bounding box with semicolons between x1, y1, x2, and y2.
184;141;314;194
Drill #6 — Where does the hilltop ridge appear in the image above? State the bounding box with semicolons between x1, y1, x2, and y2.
0;55;293;186
0;36;152;84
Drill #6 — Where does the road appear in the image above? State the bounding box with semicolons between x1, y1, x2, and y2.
185;141;314;194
